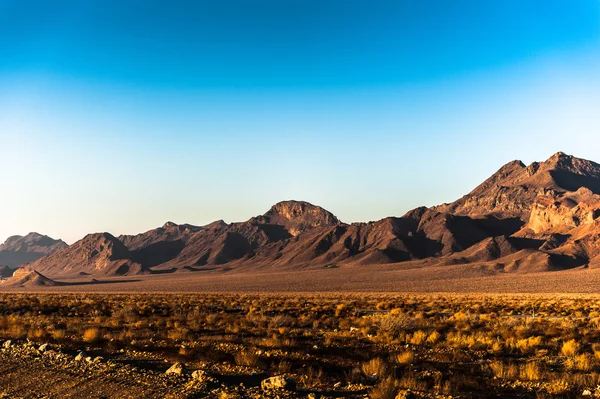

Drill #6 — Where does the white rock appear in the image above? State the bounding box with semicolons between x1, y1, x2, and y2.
165;362;185;375
261;375;296;391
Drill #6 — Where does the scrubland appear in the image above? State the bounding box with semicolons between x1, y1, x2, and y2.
2;293;600;398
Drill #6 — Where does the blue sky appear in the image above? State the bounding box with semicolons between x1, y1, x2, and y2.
1;1;600;243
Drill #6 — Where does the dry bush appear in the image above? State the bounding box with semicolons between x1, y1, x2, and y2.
362;358;389;378
409;330;427;345
561;339;580;357
369;376;398;399
300;367;326;389
520;361;545;381
378;313;412;338
489;361;518;379
565;353;594;371
82;327;102;343
395;351;415;365
399;373;427;391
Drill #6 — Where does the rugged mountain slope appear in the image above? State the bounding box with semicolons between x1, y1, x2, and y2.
436;152;600;221
15;152;600;277
157;201;343;270
0;233;67;268
119;222;203;267
28;233;146;278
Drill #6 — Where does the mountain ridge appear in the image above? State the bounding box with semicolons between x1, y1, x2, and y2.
12;152;600;279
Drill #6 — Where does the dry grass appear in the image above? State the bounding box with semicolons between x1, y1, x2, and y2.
0;293;599;397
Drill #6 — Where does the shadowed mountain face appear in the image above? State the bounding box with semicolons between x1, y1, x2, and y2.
28;233;146;278
119;222;204;267
0;233;67;268
19;152;600;278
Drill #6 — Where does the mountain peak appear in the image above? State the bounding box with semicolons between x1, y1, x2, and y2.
255;200;341;236
435;152;600;220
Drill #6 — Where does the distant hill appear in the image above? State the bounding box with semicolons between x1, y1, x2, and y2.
28;233;146;278
0;233;67;268
14;152;600;279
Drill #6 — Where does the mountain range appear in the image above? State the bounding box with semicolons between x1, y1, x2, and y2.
5;152;600;282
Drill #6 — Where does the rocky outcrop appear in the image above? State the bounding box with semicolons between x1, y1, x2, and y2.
436;152;600;221
251;200;340;237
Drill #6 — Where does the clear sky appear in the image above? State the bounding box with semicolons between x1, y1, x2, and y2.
1;1;600;244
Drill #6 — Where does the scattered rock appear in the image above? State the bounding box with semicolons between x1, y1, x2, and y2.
261;375;296;391
165;362;186;375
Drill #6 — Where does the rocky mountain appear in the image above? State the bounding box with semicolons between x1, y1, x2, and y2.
27;233;146;278
17;152;600;279
119;222;203;267
435;152;600;221
158;201;341;270
0;233;67;268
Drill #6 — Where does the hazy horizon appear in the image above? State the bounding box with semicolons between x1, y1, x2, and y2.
2;1;600;244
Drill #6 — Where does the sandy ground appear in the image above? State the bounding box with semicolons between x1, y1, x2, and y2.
3;263;600;293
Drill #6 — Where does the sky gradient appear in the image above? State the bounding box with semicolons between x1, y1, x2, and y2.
1;1;600;243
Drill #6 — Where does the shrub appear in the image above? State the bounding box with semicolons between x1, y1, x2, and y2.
561;339;580;358
82;327;102;343
395;351;415;365
369;376;398;399
362;358;389;378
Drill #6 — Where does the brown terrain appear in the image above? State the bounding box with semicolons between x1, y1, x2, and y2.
3;151;600;292
0;151;599;291
4;152;600;399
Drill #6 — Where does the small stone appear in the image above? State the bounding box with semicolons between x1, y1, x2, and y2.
38;343;50;353
3;340;12;349
165;362;185;375
333;382;342;389
94;356;104;363
75;351;87;361
261;375;296;391
583;390;592;396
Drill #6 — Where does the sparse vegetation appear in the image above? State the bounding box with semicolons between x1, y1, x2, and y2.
1;293;600;397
